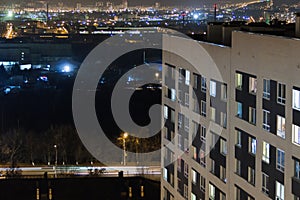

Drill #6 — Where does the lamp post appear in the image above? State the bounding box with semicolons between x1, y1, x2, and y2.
122;132;128;166
54;144;57;178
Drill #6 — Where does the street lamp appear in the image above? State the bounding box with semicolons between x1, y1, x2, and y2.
122;132;128;166
54;144;58;178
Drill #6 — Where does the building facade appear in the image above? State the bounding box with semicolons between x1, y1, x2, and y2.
161;31;300;200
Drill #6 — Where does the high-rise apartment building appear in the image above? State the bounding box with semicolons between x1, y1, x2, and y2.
161;31;300;200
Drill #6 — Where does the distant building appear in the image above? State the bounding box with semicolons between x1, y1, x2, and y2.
161;29;300;200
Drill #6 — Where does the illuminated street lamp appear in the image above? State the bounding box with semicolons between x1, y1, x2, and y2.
54;144;58;177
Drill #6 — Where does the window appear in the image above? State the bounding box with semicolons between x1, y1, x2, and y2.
249;107;256;124
201;76;206;92
163;168;168;181
211;107;216;122
249;137;257;155
171;109;175;123
236;187;241;200
209;184;215;200
236;130;242;147
164;106;168;119
192;169;197;184
249;77;257;94
200;149;206;167
201;126;206;143
200;175;206;191
295;159;300;179
221;112;227;128
220;165;226;182
192;121;198;139
237;102;242;118
177;158;181;172
210;80;216;97
277;115;286;139
263;110;270;132
178;68;183;83
193;74;198;89
263;79;271;99
276;181;284;200
277;149;285;172
236;159;241;175
184;162;189;178
185;93;189;107
184;116;189;132
277;83;286;104
178;113;183;128
201;101;206;117
220;138;227;155
171;89;176;101
293;124;300;145
211;160;215;174
184;184;188;199
191;193;196;200
193;98;199;114
185;70;190;85
236;73;243;90
178;135;182;150
293;89;300;110
262;173;269;195
221;84;227;101
178;90;182;104
262;141;270;163
192;146;197;160
248;167;255;185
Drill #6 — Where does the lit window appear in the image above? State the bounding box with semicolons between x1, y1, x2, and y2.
237;102;242;118
249;107;256;125
185;93;189;107
164;105;168;119
262;173;269;196
220;138;227;155
295;159;300;179
262;141;270;164
209;184;215;200
192;146;197;160
171;89;176;101
249;77;257;94
263;110;270;132
191;193;196;200
192;169;197;184
211;160;215;174
178;135;182;150
277;83;286;104
293;89;300;110
276;181;284;200
249;137;257;155
163;168;168;181
210;80;216;97
221;83;227;101
293;124;300;145
236;73;243;90
277;115;285;139
263;79;270;99
236;130;242;147
200;149;206;167
211;107;216;122
277;148;285;172
201;101;206;117
185;70;190;85
201;76;206;92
